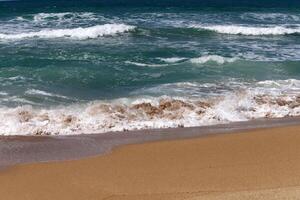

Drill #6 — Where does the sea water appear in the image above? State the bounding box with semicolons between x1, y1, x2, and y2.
0;0;300;135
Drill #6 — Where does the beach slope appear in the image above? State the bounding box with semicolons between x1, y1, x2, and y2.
1;125;300;200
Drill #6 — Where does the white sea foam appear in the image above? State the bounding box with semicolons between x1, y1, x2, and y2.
12;12;99;23
241;13;300;22
1;96;39;105
127;55;237;68
0;79;300;136
32;12;97;22
0;24;135;40
25;89;71;99
192;25;300;35
125;61;170;67
159;57;187;63
7;76;26;81
15;16;27;21
190;55;238;64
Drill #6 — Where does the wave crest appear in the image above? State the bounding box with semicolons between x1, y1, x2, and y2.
190;55;237;64
0;24;135;40
192;25;300;35
32;12;97;22
240;13;300;22
1;79;300;135
126;55;237;68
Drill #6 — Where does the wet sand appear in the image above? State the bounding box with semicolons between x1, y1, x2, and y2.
1;117;300;167
1;121;300;199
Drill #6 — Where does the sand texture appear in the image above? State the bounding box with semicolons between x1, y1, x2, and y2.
1;125;300;199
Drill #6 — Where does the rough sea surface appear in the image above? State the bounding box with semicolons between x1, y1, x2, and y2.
1;0;300;135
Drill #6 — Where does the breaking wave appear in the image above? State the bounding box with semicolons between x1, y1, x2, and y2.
125;61;170;67
126;55;238;67
1;79;300;136
158;57;187;63
32;12;97;22
240;13;300;22
0;24;135;40
25;89;71;100
192;25;300;35
12;12;100;24
189;55;238;64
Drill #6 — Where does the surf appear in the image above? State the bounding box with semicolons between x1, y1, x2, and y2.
192;25;300;35
0;24;136;40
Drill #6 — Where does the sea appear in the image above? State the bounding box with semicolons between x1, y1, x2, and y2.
0;0;300;135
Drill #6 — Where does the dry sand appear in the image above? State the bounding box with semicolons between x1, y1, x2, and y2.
1;125;300;199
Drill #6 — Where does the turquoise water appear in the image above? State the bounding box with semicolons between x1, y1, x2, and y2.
1;1;300;135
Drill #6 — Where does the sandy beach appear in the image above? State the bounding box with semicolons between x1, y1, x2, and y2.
1;123;300;200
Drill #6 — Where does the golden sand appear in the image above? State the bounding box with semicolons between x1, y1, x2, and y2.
1;125;300;200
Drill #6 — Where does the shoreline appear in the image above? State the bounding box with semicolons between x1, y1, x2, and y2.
1;120;300;199
1;116;300;167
